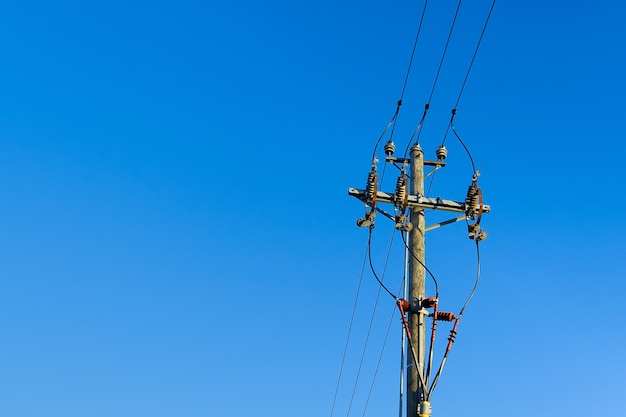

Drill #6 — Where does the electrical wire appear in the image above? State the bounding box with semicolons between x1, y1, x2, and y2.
371;104;402;162
458;238;481;318
440;0;497;152
452;0;497;110
451;117;477;174
367;229;399;301
373;0;430;161
426;239;482;400
402;0;462;158
330;243;369;417
402;104;429;158
361;301;399;417
405;321;428;398
399;0;430;103
427;0;463;105
346;228;399;417
400;230;439;298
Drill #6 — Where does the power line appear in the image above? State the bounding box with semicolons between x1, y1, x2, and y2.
403;0;463;157
426;0;464;105
372;0;430;161
453;0;497;110
330;245;370;417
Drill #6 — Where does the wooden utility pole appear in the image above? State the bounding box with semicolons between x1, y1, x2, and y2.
407;143;428;417
348;141;490;417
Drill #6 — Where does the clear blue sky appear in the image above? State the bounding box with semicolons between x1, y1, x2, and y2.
1;1;625;416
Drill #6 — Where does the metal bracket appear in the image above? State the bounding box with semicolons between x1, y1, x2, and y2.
387;156;446;168
425;215;467;232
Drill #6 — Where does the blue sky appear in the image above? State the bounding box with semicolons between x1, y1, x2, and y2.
1;1;625;416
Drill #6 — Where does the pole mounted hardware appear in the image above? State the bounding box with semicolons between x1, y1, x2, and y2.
349;139;490;417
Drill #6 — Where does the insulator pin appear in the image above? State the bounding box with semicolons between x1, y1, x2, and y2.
436;145;448;161
384;140;396;156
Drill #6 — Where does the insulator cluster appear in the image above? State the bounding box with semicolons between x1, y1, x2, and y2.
394;175;408;211
421;297;437;308
366;171;378;203
434;311;455;322
465;184;480;215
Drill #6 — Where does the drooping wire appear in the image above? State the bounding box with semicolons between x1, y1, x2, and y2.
367;229;399;301
346;230;398;417
330;243;369;417
439;110;476;174
371;104;402;162
426;239;482;400
451;115;476;174
400;230;439;298
457;238;481;318
403;104;430;158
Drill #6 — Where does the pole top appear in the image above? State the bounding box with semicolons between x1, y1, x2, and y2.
410;143;423;156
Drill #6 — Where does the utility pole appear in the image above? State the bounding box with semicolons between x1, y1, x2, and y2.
407;143;427;417
348;140;490;417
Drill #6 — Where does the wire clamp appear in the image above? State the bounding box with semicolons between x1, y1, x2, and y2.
418;400;432;417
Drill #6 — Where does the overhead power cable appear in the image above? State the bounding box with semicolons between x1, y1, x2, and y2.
367;229;399;301
452;0;497;110
329;244;370;417
399;0;430;102
457;239;482;317
441;0;497;152
426;0;463;105
361;301;399;417
426;239;482;400
372;0;430;160
346;229;399;417
400;231;439;298
404;0;463;158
